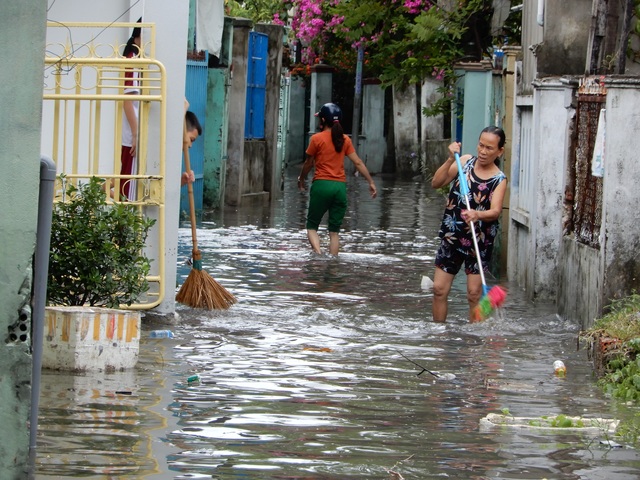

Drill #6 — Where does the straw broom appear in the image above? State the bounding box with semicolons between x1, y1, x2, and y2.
176;121;237;309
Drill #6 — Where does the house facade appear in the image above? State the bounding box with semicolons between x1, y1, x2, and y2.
508;0;640;328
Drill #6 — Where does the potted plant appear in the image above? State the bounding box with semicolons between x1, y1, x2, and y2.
44;175;155;371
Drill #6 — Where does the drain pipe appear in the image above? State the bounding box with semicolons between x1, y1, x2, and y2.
28;156;56;473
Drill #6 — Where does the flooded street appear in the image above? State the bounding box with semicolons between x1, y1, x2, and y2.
36;169;640;479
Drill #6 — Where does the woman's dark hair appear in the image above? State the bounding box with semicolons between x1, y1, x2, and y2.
316;103;345;153
480;125;506;148
122;18;142;57
331;122;345;153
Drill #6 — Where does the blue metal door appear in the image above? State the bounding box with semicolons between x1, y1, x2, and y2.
182;52;208;214
245;32;268;139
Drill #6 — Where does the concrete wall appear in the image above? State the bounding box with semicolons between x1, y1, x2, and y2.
255;24;285;199
535;0;592;77
420;78;447;175
0;1;47;476
203;67;230;209
360;81;387;174
243;141;267;195
309;65;334;134
224;20;284;207
509;78;573;301
392;84;420;177
225;18;251;206
558;78;640;327
286;77;308;166
515;76;640;327
599;78;640;304
454;61;494;152
520;0;544;96
498;47;521;276
126;0;190;317
531;79;572;298
558;237;603;327
203;17;233;209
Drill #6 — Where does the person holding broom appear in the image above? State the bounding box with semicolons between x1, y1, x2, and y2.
176;100;236;310
298;102;377;256
430;126;507;323
182;108;201;186
180;98;202;187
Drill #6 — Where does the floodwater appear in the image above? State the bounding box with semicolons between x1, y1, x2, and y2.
35;169;640;479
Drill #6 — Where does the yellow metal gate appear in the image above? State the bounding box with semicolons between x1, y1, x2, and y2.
43;21;167;309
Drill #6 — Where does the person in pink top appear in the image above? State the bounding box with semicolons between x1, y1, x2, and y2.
298;103;377;255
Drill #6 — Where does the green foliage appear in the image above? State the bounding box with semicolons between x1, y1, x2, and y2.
579;293;640;431
226;0;284;23
600;355;640;402
550;415;582;428
616;411;640;446
630;1;640;63
527;415;586;428
591;293;640;341
48;176;156;308
330;0;501;117
496;412;585;428
331;0;459;87
275;0;521;117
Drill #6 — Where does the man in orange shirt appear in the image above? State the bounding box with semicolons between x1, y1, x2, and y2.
298;103;377;255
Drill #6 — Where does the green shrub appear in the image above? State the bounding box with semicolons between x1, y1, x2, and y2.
579;294;640;401
591;293;640;341
579;294;640;445
47;176;156;308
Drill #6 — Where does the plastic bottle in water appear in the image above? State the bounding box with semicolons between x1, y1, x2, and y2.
149;329;174;339
553;360;567;377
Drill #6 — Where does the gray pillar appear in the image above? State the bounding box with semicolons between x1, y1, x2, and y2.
392;84;420;177
0;0;47;477
225;18;252;207
308;63;334;140
286;77;307;165
254;23;284;199
421;77;447;175
360;79;386;174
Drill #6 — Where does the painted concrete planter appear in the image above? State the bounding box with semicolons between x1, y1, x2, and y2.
480;413;619;435
43;306;141;371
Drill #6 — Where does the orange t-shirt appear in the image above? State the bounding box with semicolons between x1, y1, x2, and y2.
306;130;355;182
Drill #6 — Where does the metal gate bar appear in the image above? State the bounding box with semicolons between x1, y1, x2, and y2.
43;21;167;309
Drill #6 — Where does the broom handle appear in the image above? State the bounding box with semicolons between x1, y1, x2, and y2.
455;153;488;295
183;121;199;255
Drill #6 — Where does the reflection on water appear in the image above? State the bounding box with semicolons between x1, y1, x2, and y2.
36;171;640;479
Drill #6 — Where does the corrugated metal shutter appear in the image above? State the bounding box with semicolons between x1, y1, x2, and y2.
245;32;268;139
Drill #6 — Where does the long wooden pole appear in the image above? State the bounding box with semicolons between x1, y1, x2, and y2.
183;120;199;259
